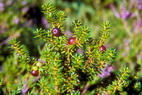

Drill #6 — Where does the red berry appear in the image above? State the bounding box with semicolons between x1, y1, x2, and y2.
31;70;39;77
68;37;76;45
99;45;106;52
52;28;61;37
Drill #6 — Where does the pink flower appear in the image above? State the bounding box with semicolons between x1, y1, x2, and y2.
120;8;131;19
64;30;72;38
22;1;27;6
77;48;84;54
22;7;29;14
137;0;142;10
133;19;142;33
137;54;142;60
0;2;4;12
42;17;49;29
14;17;20;24
98;64;113;78
7;0;13;6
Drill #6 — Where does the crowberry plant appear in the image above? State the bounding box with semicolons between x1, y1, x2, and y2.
8;3;132;95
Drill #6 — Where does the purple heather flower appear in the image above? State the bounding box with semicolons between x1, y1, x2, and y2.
21;80;28;94
136;19;142;27
133;19;142;33
124;39;131;46
0;2;4;7
122;39;131;57
137;0;142;10
22;1;27;6
0;2;4;12
99;64;113;78
120;8;131;19
64;30;72;38
22;7;29;14
37;59;46;64
105;93;109;95
137;54;142;60
14;17;20;24
103;64;113;72
42;17;49;29
110;4;120;18
107;66;113;72
137;4;142;10
102;92;109;95
0;30;6;34
124;39;131;51
7;0;13;6
77;48;84;54
99;72;110;78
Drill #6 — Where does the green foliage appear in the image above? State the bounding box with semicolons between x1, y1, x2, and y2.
0;53;29;93
9;39;30;64
9;39;29;57
105;67;131;94
72;20;90;48
35;28;50;41
133;82;142;92
42;3;67;30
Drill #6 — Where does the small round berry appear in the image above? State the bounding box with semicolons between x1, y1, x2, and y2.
99;45;106;52
31;70;39;77
52;28;61;37
68;37;76;45
37;62;42;67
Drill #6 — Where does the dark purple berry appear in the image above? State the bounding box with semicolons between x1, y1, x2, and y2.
31;70;39;77
68;37;76;45
99;45;106;52
52;28;61;37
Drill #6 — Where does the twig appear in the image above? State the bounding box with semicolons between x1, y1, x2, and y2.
21;76;41;95
0;32;20;45
81;82;90;95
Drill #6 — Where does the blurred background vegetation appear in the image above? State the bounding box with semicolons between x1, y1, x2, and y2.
0;0;142;94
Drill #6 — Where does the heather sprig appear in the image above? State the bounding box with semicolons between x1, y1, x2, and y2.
105;67;131;94
9;39;31;64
